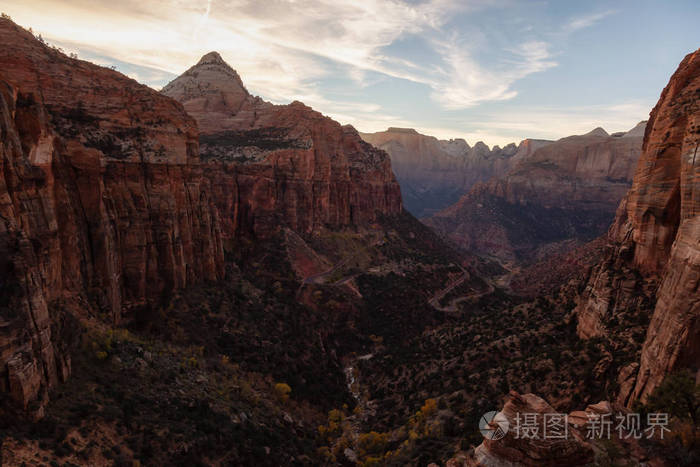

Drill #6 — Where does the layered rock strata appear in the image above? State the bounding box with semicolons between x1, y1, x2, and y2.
162;52;402;236
0;19;402;413
576;48;700;404
360;127;550;217
427;123;645;262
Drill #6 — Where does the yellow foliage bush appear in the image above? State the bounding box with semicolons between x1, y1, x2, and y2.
274;382;292;402
360;456;383;467
421;398;438;416
328;408;343;424
357;431;388;456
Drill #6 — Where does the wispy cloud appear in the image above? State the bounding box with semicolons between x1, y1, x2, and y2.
0;1;650;146
565;9;617;32
430;39;557;108
193;0;212;41
2;0;553;111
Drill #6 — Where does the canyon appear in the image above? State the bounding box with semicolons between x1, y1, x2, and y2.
0;17;401;418
0;13;697;467
360;128;550;217
426;122;646;264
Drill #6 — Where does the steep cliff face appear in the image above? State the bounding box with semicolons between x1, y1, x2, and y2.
162;53;402;235
0;20;402;415
426;124;644;263
360;127;549;217
0;82;68;414
0;18;226;414
576;48;700;404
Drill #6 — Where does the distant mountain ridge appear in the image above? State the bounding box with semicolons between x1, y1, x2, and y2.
425;121;646;263
360;127;551;217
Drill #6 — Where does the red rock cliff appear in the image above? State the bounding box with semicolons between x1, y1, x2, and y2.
359;128;544;217
162;52;402;236
0;18;227;413
426;125;644;263
576;48;700;404
0;21;402;414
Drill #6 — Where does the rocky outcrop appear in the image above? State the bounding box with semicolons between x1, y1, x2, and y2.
576;48;700;405
162;53;402;235
0;20;402;415
461;393;662;467
465;392;595;467
360;128;549;217
426;124;644;263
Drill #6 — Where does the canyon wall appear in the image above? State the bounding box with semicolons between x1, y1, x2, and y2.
0;20;402;414
360;127;549;217
426;124;644;263
0;18;225;414
162;52;402;236
576;48;700;404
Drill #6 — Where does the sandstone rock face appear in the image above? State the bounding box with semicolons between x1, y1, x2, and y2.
162;53;402;235
466;391;594;467
426;124;644;263
360;127;550;217
0;18;225;413
576;48;700;404
0;20;402;414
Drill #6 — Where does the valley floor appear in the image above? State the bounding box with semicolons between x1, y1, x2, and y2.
0;214;694;466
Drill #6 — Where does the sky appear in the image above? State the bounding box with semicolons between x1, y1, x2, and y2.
1;0;699;146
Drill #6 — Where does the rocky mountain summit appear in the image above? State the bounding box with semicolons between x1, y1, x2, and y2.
161;51;253;132
360;127;551;217
426;121;646;264
162;52;402;236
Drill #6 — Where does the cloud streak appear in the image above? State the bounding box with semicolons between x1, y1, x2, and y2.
431;39;557;108
565;9;617;32
2;0;555;111
0;1;651;146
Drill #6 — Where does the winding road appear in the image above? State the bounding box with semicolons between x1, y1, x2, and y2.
296;236;384;296
428;263;502;312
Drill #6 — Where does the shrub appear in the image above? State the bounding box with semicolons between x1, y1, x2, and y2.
421;398;438;417
647;371;700;426
357;431;388;456
274;382;291;403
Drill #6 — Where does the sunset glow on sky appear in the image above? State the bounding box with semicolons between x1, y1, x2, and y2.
2;0;699;145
